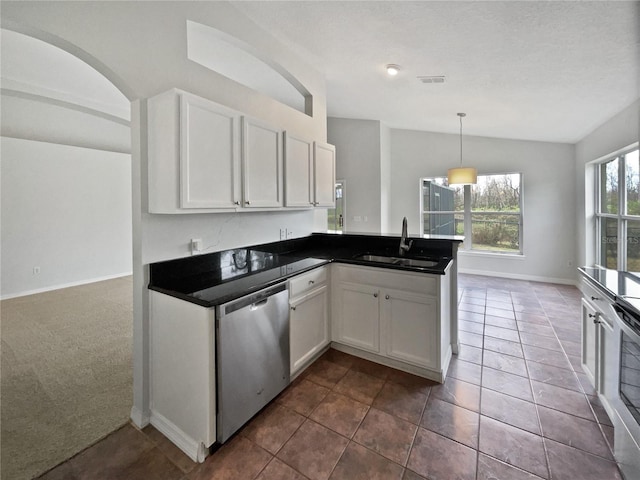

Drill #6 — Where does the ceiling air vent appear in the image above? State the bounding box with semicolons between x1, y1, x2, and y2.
417;75;445;84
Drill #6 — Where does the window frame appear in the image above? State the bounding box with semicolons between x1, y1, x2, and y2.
595;147;640;270
420;172;524;255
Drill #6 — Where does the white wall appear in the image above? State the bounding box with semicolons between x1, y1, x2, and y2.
575;100;640;268
1;137;132;297
141;210;314;264
390;129;577;283
1;94;130;153
328;117;383;233
380;123;391;233
1;86;132;298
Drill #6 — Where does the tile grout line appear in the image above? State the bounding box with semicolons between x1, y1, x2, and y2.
521;288;553;480
538;292;619;462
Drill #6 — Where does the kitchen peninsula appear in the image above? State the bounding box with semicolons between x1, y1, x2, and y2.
148;232;461;462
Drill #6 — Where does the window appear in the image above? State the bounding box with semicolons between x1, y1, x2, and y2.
327;181;345;232
422;173;522;254
595;148;640;270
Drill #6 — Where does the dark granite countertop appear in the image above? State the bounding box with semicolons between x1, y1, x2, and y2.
149;232;460;307
578;266;640;299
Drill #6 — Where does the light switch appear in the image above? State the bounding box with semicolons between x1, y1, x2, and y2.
191;238;203;254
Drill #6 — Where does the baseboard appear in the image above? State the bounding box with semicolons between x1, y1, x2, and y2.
130;406;151;428
330;342;444;383
598;393;616;427
458;268;578;286
150;410;208;463
441;344;453;381
1;272;133;300
291;344;330;381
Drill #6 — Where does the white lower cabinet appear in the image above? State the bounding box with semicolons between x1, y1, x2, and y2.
384;289;438;368
334;281;381;353
149;291;215;463
332;264;451;378
579;277;617;416
598;317;616;400
290;285;329;374
289;266;330;375
582;298;599;386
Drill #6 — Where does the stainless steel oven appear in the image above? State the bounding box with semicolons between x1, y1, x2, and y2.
615;301;640;417
612;298;640;478
621;337;640;424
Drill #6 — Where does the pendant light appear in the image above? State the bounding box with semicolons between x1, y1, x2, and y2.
447;112;477;185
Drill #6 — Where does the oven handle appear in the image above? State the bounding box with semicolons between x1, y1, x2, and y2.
613;304;640;341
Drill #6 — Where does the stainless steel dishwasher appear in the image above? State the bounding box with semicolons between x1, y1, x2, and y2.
216;282;290;443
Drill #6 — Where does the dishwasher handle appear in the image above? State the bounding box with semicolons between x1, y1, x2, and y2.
221;283;287;316
250;298;269;311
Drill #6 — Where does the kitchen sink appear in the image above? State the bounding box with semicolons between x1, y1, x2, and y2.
354;254;440;268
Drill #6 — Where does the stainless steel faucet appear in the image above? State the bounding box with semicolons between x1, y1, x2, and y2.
399;217;413;255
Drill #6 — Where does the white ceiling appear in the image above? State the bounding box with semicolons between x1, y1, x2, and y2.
1;2;637;144
233;0;639;143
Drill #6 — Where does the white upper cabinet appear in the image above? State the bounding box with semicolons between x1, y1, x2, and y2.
284;132;313;207
241;116;283;208
180;94;240;209
147;88;332;213
284;135;336;209
313;142;336;208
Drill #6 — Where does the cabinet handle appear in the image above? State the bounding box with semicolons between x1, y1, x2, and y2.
245;201;251;206
588;313;597;319
591;296;599;301
593;318;601;324
308;280;315;285
234;201;240;205
291;306;296;311
385;294;390;300
373;293;378;298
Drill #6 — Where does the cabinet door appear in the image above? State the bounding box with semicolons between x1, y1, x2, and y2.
597;317;615;399
383;289;438;369
284;132;313;207
290;286;329;374
242;116;283;208
334;282;380;353
313;142;336;207
581;298;598;388
180;93;240;208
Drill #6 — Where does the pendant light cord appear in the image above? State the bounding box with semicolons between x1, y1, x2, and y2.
459;114;463;167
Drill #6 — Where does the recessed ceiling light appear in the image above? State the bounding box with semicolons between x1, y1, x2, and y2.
386;64;401;76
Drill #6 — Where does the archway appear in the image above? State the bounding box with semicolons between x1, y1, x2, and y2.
1;26;135;480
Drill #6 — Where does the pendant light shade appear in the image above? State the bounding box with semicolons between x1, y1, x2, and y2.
447;166;477;185
447;113;477;185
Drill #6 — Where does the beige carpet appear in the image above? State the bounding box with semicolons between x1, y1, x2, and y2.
1;276;133;480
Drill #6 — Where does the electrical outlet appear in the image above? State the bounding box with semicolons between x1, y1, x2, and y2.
286;228;294;239
280;228;286;240
33;266;40;275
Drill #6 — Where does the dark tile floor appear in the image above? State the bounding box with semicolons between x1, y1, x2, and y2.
37;274;623;480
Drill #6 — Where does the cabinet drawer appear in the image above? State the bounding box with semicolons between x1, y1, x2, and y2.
290;266;328;298
333;264;437;296
580;278;615;323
